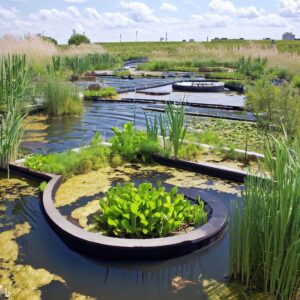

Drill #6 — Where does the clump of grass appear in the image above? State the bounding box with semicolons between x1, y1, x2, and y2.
42;76;83;117
83;87;118;99
113;69;131;77
178;143;204;160
292;75;300;88
166;104;187;158
237;56;267;79
64;53;121;75
230;137;300;299
24;143;111;180
110;122;160;163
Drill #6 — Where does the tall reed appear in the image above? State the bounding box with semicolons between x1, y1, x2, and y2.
166;104;187;157
0;55;32;172
42;76;83;117
145;113;158;141
230;137;300;299
0;54;33;111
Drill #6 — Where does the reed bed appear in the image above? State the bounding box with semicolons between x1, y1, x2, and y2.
230;137;300;299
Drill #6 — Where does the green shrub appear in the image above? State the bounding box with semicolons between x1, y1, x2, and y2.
237;56;267;79
24;143;111;180
83;87;117;99
42;76;83;117
230;137;300;299
246;76;300;137
68;34;90;46
95;182;207;238
110;123;159;162
292;75;300;88
178;143;203;160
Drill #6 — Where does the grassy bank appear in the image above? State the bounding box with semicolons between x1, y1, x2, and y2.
102;41;300;75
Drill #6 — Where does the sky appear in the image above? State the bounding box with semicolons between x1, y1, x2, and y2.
0;0;300;43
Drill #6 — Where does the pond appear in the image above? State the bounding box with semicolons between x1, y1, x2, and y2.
0;164;244;300
22;101;255;155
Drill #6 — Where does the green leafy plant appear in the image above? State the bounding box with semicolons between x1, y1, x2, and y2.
110;123;159;162
95;182;207;238
230;137;300;299
166;104;187;157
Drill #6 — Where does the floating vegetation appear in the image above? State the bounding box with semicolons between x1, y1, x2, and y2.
71;292;96;300
0;175;37;201
202;279;272;300
0;223;65;300
71;200;99;230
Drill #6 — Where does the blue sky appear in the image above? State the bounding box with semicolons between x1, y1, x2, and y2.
0;0;299;43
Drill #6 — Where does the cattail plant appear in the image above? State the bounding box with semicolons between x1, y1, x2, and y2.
230;136;300;299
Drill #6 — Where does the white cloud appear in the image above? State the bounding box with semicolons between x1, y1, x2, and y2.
192;13;232;28
119;1;156;22
209;0;264;19
279;0;300;17
64;0;87;3
0;5;18;19
160;2;178;12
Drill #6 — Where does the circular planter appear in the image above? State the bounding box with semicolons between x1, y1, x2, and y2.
42;175;228;260
172;81;225;93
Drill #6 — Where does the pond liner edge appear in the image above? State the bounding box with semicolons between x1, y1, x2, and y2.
7;162;228;260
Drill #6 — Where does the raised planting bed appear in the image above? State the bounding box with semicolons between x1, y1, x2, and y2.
8;162;228;260
172;81;225;93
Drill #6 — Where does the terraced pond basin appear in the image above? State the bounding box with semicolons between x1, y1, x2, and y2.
0;165;247;300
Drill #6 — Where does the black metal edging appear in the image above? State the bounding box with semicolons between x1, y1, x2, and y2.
8;162;228;260
152;154;247;183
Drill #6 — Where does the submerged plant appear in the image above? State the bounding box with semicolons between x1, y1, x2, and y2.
95;182;207;238
230;137;300;299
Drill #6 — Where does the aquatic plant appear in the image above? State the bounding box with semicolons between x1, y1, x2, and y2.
0;54;33;111
0;55;32;173
24;143;111;180
145;113;158;141
166;104;187;158
95;182;207;238
42;76;83;117
0;111;26;172
230;137;300;299
46;55;62;75
83;87;117;99
110;122;159;162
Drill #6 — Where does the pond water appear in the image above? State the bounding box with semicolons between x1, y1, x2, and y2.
0;167;243;300
22;101;255;155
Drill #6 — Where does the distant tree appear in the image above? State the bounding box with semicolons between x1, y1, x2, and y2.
37;34;58;45
68;34;91;46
